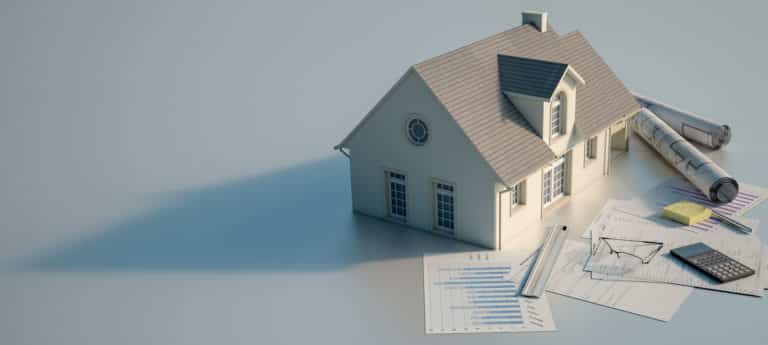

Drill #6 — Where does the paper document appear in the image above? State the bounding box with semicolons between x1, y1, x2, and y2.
546;240;692;321
581;200;672;240
582;196;757;239
423;251;556;334
641;178;768;231
584;216;763;296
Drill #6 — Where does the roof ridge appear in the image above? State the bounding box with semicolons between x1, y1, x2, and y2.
414;25;534;70
560;30;582;39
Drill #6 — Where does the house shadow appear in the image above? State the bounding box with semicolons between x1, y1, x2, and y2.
19;157;479;272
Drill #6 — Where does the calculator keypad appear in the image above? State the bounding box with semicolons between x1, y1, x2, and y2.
688;251;755;283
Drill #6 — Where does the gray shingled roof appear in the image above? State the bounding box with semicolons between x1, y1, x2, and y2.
413;24;640;186
498;55;568;99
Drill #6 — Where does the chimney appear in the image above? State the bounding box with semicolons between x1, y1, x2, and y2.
522;11;548;32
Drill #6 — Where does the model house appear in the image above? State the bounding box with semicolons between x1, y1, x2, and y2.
334;11;641;249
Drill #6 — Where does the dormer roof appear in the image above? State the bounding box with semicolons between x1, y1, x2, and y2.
498;55;566;99
498;55;586;100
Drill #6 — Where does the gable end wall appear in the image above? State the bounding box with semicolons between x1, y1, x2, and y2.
344;71;502;248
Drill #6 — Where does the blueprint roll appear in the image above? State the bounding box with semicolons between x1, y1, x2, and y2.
632;108;738;203
634;93;731;150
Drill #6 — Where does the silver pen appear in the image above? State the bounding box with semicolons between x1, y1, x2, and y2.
711;210;752;234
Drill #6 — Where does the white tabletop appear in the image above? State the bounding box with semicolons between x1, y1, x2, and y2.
2;1;767;344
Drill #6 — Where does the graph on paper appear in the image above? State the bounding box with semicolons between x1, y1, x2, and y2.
644;178;768;232
423;252;556;334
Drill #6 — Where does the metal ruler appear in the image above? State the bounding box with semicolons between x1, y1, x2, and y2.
521;225;569;298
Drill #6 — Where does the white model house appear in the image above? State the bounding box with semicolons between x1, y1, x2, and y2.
334;11;641;249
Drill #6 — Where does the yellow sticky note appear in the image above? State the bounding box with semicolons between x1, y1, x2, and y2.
662;201;712;225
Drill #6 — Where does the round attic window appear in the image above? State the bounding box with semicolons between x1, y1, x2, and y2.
406;118;429;145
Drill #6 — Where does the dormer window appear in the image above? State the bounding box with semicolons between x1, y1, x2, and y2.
551;93;563;137
498;55;584;142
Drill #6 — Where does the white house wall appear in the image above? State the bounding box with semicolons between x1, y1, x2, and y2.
497;126;608;245
570;128;609;194
497;169;543;246
344;70;502;248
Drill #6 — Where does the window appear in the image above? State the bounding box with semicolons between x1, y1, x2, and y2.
543;170;552;204
406;118;429;145
549;92;568;138
551;93;564;138
543;158;566;206
552;163;565;196
387;171;407;219
434;182;455;233
586;136;597;160
510;181;525;214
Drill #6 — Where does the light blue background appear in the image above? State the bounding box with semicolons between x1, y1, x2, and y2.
2;1;767;344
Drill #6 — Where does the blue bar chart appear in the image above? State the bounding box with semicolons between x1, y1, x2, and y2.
423;252;556;334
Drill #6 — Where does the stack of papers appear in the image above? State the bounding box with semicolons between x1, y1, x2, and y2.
557;178;768;321
422;178;768;332
545;240;693;321
583;200;763;296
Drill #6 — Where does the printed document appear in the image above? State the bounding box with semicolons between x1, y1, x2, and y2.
546;240;692;321
423;251;557;334
584;213;763;296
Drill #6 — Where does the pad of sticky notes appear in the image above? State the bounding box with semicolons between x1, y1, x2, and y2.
663;201;712;225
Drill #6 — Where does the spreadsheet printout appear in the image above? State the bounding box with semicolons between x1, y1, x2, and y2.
423;251;556;334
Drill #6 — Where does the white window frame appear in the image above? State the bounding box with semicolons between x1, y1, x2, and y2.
433;180;455;233
509;181;526;214
586;136;597;161
550;95;563;138
386;170;408;221
543;169;552;205
543;158;566;206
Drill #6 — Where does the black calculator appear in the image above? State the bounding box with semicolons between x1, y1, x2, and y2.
670;242;755;283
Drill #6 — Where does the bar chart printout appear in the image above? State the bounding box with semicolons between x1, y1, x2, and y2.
423;252;556;334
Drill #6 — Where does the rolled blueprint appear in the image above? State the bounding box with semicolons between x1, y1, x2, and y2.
633;108;738;203
634;93;731;150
